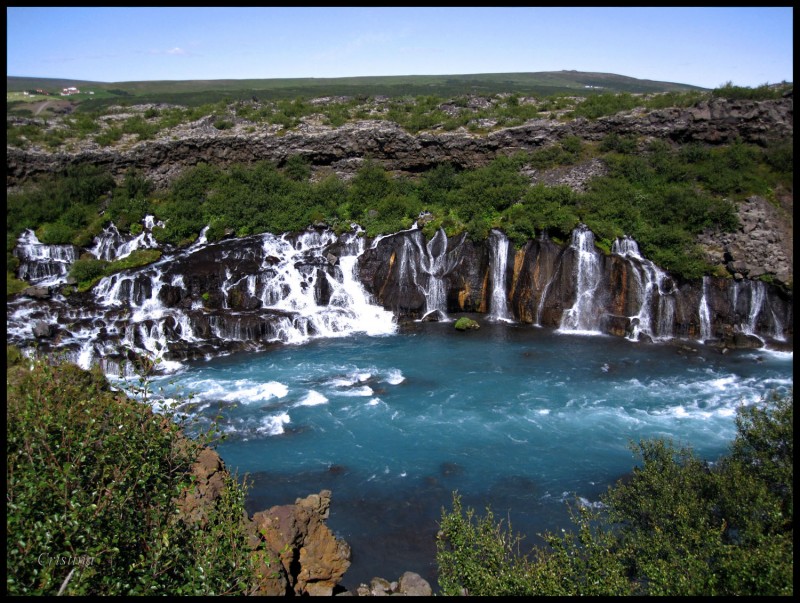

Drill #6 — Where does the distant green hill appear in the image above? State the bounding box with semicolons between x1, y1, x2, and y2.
7;71;707;108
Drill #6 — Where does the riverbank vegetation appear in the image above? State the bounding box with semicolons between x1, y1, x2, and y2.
436;391;793;595
6;351;262;595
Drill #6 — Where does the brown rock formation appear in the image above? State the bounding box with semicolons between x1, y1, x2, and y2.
173;444;350;596
251;490;351;596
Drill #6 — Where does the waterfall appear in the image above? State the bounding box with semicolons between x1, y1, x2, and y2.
770;306;786;341
559;226;603;334
10;226;396;375
612;236;675;341
90;215;163;261
252;229;396;340
488;230;513;322
743;280;765;335
698;276;712;341
334;232;399;336
14;229;79;285
420;228;451;320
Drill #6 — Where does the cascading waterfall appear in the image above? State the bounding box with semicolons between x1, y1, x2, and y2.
10;226;396;373
334;231;398;335
735;279;786;343
419;228;452;320
222;228;396;342
699;276;712;341
488;229;513;322
743;280;765;336
90;216;162;261
612;236;675;341
8;221;791;376
14;229;79;285
559;226;603;334
393;228;461;321
770;307;787;342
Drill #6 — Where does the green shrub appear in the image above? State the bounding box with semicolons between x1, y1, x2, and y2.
7;272;29;296
95;126;124;146
69;257;109;285
6;359;259;595
36;222;75;245
437;392;794;596
213;118;233;130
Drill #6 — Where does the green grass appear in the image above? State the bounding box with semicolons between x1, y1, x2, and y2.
8;71;708;108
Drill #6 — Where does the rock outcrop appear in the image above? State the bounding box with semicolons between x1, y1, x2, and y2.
358;228;793;347
698;192;793;288
251;490;351;596
7;98;792;190
174;445;351;596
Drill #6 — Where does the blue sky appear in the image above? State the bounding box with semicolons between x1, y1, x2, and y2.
6;7;793;89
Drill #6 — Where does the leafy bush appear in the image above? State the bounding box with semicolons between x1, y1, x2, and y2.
7;271;29;296
69;257;109;285
36;222;76;245
6;358;260;595
712;81;791;101
437;392;793;596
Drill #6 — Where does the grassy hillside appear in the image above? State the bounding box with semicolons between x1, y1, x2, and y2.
7;71;706;108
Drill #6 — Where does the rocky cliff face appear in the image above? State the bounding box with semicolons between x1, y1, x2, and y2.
7;97;793;190
8;223;791;379
358;227;792;348
6;95;794;366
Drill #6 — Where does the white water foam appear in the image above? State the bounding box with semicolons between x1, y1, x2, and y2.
257;413;292;436
296;391;329;407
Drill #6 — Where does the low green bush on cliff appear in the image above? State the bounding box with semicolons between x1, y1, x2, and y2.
437;391;793;596
69;249;163;292
6;353;259;595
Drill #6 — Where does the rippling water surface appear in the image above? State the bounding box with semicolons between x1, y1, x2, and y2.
145;321;793;590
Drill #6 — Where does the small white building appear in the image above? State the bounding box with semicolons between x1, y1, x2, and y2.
61;86;80;96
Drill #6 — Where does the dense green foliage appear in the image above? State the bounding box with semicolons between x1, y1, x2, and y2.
6;84;792;284
6;164;113;254
8;126;792;283
6;354;262;595
436;392;793;596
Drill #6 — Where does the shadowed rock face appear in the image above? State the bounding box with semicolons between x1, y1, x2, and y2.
7;223;792;378
358;229;793;347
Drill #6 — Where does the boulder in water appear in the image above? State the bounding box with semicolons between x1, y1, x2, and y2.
454;317;480;331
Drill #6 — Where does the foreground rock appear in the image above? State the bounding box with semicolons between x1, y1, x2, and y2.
355;572;433;596
175;446;351;595
176;446;435;596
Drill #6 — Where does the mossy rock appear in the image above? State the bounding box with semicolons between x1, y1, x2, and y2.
454;317;480;331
